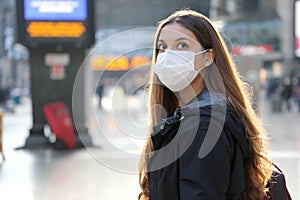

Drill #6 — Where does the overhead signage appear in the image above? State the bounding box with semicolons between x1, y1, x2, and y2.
27;22;86;38
90;55;150;71
16;0;95;48
232;44;273;55
24;0;87;21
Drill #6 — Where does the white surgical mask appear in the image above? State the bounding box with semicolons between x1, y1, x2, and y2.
154;49;209;91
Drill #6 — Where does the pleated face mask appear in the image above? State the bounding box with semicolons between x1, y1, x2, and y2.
154;49;209;91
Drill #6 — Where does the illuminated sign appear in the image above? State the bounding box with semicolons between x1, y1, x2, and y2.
27;22;86;37
45;53;70;66
130;56;150;68
24;0;87;21
232;44;273;55
90;55;150;71
16;0;95;48
90;55;129;71
295;1;300;57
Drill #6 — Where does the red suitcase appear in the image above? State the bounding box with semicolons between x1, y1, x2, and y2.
43;102;76;149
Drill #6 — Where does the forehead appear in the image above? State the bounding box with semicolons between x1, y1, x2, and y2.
158;23;198;43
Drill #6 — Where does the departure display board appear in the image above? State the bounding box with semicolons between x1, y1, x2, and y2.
24;0;87;21
16;0;95;48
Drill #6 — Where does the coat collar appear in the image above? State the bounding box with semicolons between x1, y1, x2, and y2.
180;88;226;116
152;88;226;137
151;88;250;160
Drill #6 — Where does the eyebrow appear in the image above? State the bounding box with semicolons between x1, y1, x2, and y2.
157;37;193;42
175;37;193;42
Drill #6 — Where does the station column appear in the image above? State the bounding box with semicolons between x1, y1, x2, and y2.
16;0;95;148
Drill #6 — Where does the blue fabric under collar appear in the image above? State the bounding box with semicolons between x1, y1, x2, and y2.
179;88;226;116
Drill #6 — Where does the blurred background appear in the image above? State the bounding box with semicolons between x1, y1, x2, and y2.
0;0;299;199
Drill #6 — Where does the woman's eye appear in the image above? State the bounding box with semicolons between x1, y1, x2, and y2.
177;43;188;49
157;44;167;50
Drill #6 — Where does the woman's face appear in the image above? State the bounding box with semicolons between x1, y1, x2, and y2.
157;23;207;70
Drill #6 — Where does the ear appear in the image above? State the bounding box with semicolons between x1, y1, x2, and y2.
204;49;215;67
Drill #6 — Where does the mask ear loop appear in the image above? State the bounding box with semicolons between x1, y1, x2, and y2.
195;49;210;55
194;49;212;72
204;49;215;67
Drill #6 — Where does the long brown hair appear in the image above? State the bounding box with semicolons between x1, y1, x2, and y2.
138;9;272;200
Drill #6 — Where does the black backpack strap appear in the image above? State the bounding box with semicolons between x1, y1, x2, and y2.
272;163;283;173
270;163;292;200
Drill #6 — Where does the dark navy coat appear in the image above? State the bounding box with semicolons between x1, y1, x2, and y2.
147;89;250;200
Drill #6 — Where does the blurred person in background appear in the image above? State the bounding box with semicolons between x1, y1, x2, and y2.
96;80;104;109
276;76;293;112
0;64;13;113
292;77;300;113
0;87;13;113
138;9;272;200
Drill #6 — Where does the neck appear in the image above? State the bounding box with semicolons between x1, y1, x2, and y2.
178;75;205;106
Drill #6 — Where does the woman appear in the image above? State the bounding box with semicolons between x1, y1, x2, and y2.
138;9;272;200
